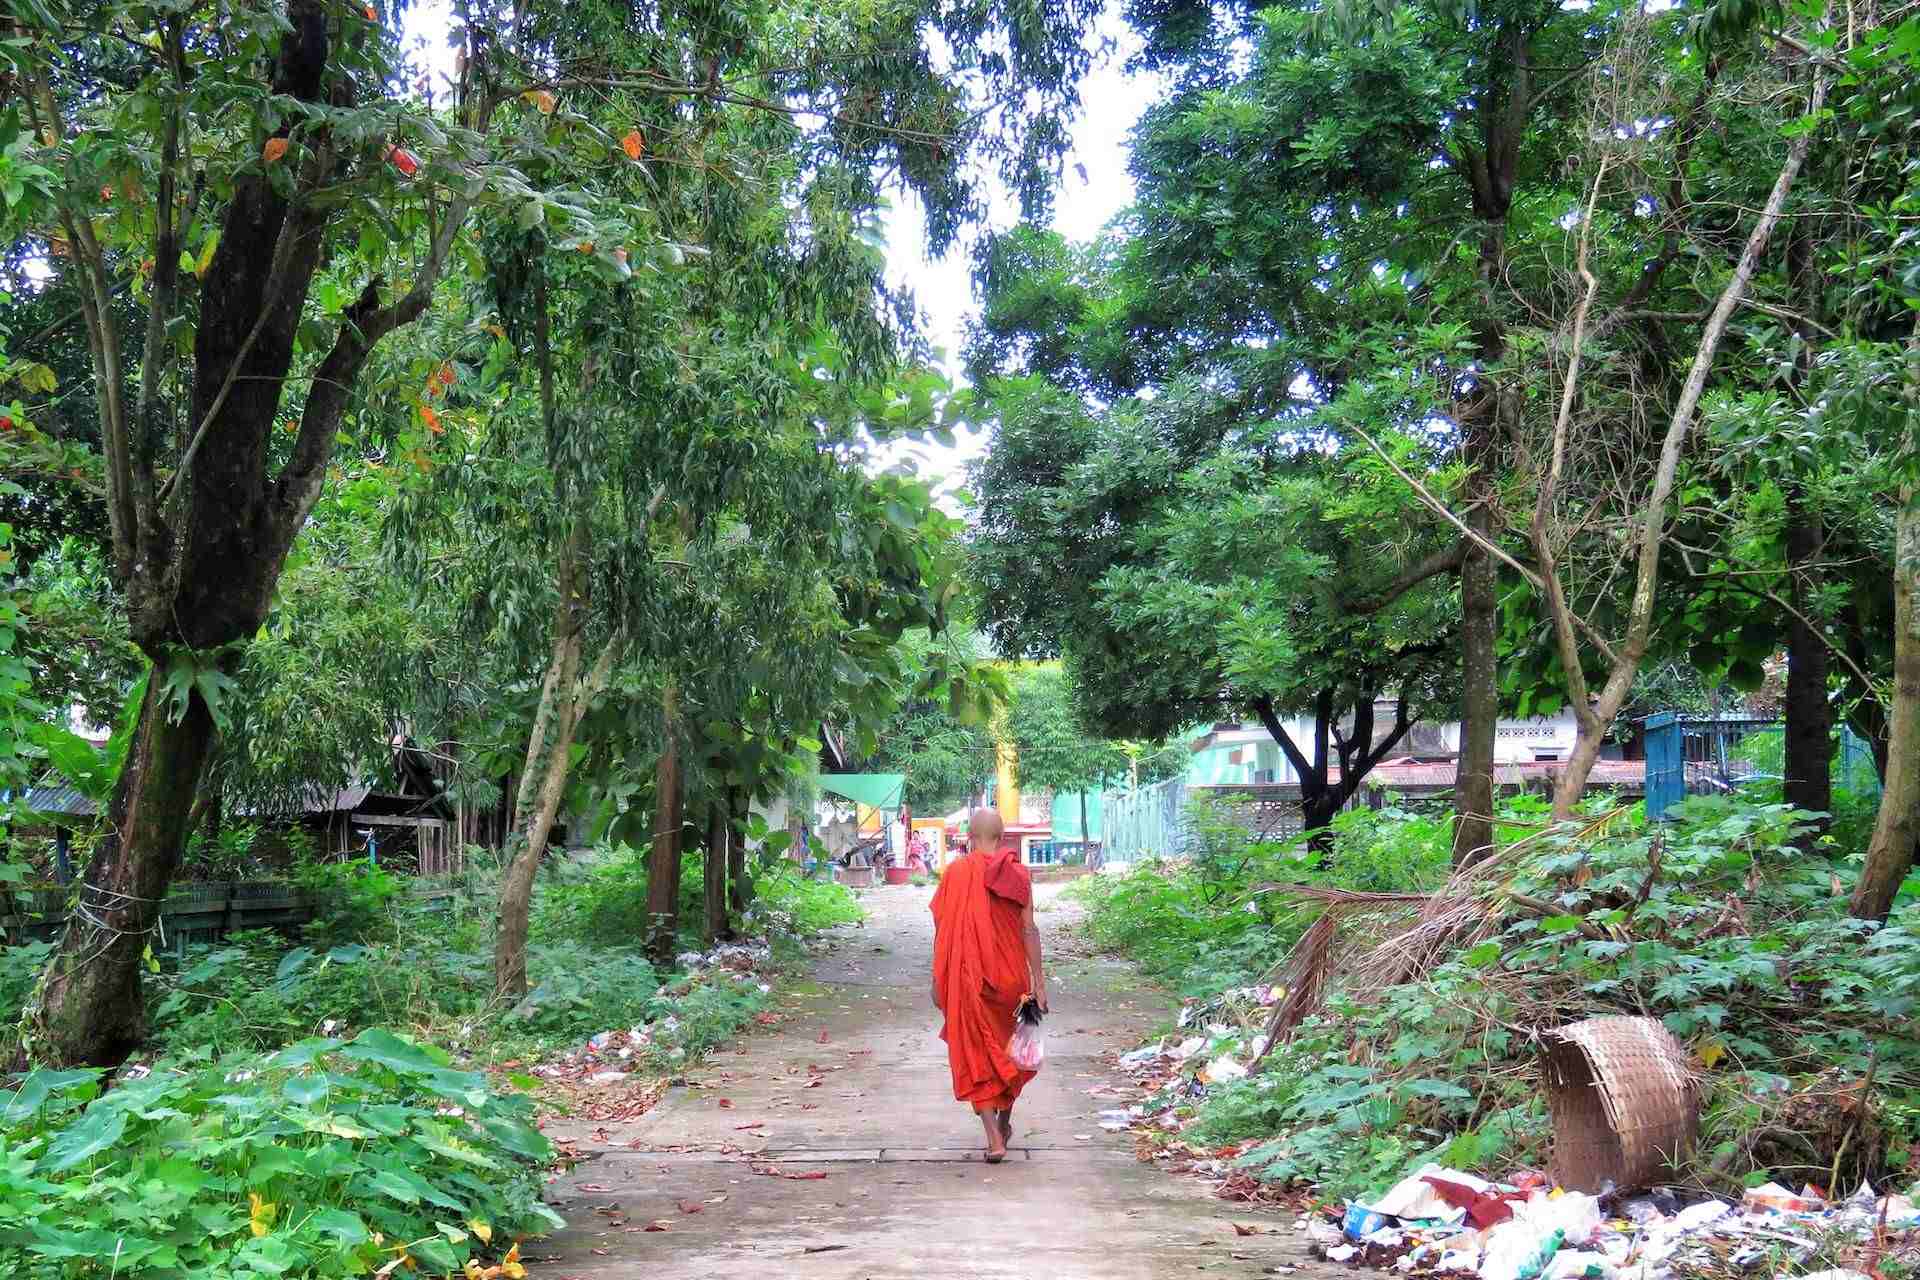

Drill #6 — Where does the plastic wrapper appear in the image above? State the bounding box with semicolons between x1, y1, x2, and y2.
1010;1020;1045;1071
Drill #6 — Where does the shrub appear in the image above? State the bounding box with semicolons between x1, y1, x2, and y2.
1102;794;1920;1199
0;1029;560;1278
746;865;861;936
293;860;406;946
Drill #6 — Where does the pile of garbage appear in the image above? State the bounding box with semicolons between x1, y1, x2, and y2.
1116;984;1279;1090
1309;1165;1920;1280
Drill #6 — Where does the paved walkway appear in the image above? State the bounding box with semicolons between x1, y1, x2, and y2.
534;882;1320;1278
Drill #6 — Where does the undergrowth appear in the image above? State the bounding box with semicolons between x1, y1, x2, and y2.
0;841;863;1276
1087;792;1920;1204
0;1029;559;1278
1070;797;1460;996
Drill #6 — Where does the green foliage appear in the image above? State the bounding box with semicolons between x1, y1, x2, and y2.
292;861;406;947
530;845;666;948
851;628;999;812
0;1031;559;1278
1006;663;1131;799
746;864;863;935
1103;796;1920;1199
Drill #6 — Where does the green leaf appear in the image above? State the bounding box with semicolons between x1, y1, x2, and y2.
1;1069;102;1124
1400;1078;1473;1100
1540;915;1584;935
310;1208;372;1246
364;1169;421;1205
38;1101;128;1172
283;1074;331;1106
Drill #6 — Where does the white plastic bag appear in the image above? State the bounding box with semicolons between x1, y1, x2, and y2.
1009;1020;1045;1071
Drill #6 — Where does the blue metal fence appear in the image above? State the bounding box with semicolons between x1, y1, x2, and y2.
1644;713;1881;820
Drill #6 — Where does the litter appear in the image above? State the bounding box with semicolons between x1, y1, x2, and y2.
1740;1181;1820;1213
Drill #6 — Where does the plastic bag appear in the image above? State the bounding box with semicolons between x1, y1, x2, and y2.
1009;1020;1045;1071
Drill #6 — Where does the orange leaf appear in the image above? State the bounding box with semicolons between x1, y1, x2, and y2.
578;241;595;254
622;130;644;160
387;146;419;177
436;361;456;388
530;90;556;114
262;137;289;165
419;404;444;435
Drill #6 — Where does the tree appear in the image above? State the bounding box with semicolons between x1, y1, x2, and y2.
854;628;1001;814
4;0;1100;1063
1006;663;1127;854
969;376;1456;836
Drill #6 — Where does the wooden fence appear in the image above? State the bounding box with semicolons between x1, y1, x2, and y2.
0;878;461;953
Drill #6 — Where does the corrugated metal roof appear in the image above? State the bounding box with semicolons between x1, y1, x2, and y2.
21;785;98;817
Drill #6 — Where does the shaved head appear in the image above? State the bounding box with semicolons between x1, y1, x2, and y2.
968;808;1004;848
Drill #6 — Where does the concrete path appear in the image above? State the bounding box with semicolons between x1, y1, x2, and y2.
533;882;1321;1279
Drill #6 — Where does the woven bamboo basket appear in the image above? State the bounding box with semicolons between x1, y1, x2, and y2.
1542;1015;1698;1193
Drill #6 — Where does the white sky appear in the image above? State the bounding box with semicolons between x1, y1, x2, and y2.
871;14;1151;501
401;4;1151;504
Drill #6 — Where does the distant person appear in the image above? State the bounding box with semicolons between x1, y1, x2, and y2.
929;809;1048;1163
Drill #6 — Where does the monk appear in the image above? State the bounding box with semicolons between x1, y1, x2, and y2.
930;809;1048;1163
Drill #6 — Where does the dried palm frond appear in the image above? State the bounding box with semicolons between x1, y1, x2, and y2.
1248;806;1639;1067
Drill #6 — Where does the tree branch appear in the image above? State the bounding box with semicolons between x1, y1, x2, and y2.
1344;421;1624;666
1252;695;1319;790
1351;541;1466;615
1533;159;1610;734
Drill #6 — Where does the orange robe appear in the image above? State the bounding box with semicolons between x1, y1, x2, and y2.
931;847;1036;1113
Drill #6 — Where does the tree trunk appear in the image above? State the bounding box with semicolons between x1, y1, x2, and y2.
492;521;615;1000
725;786;748;924
1782;495;1832;840
1455;525;1498;865
1079;789;1091;865
1851;480;1920;920
726;787;751;925
27;678;217;1066
703;795;728;944
645;687;684;966
493;623;582;1000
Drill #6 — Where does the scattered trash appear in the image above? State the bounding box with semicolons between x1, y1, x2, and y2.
1305;1165;1920;1280
1205;1055;1248;1083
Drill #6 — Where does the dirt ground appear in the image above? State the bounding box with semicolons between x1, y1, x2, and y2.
532;881;1328;1278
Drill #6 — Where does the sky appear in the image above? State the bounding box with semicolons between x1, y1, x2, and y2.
400;3;1153;507
871;15;1153;500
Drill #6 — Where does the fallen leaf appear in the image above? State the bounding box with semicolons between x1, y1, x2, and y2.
752;1165;828;1181
735;1121;765;1130
817;1031;831;1044
717;1098;733;1108
1233;1223;1262;1237
677;1201;704;1214
575;1184;612;1193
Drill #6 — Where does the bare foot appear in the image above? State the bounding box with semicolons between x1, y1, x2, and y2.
980;1110;1007;1163
999;1107;1015;1144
